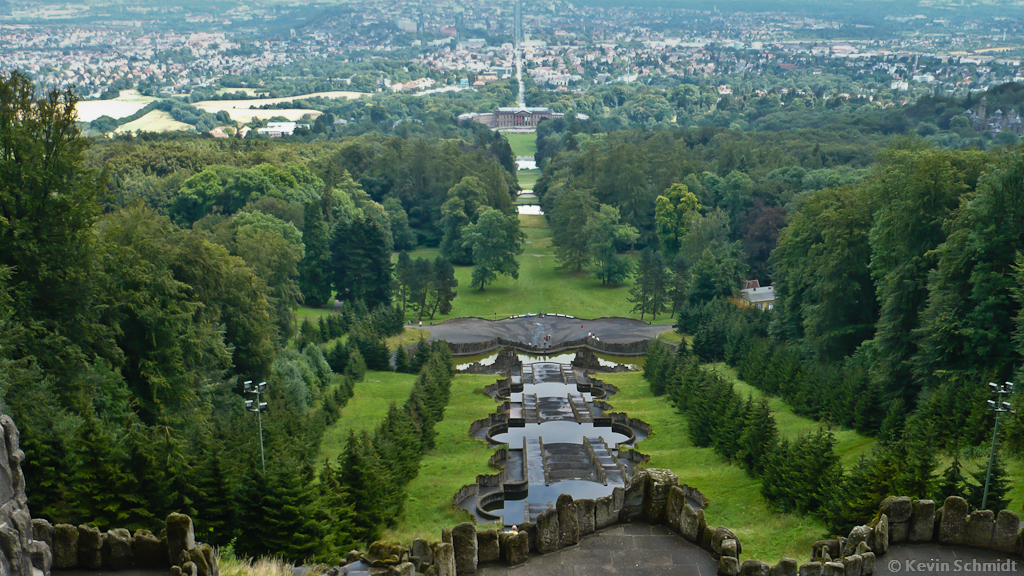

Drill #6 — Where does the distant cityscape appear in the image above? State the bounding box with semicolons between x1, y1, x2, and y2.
2;0;1024;105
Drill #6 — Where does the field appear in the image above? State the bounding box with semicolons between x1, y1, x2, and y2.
75;90;157;122
504;132;538;157
114;110;193;134
382;374;501;542
196;91;367;108
320;371;418;462
395;214;674;323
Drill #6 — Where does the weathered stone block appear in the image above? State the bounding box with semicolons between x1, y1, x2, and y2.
680;502;705;543
879;496;913;523
822;561;845;576
430;542;456;576
846;528;871;556
939;496;969;545
741;560;770;576
908;500;935;543
53;524;78;569
718;555;740;576
770;558;798;576
199;543;217;576
133;529;168;568
575;498;596;536
722;539;738;559
595;494;617;531
520;522;537;553
451;523;478;574
965;510;995;549
31;519;53;552
667;486;686;533
798;562;822;576
872;515;888;555
536;509;560;554
390;562;415;576
612;486;624;512
990;510;1021;553
77;524;103;569
411;538;433;571
188;546;211;576
476;530;499;564
620;470;648;521
442;527;453;545
712;527;741;558
700;523;714;552
506;532;528;566
556;494;579;547
813;540;840;561
861;552;875;576
889;522;909;544
102;528;134;570
642;468;679;524
166;513;196;567
841;554;862;576
181;561;198;576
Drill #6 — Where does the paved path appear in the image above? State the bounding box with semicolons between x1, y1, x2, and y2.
422;316;671;347
479;522;718;576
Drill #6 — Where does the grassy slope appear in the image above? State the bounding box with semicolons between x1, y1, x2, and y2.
600;370;848;562
383;374;500;542
517;169;540;190
505;132;538;157
320;371;418;462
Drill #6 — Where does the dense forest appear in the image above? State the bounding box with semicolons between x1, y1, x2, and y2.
0;71;499;562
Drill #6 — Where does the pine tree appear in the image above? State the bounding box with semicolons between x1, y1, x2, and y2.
738;398;778;477
934;453;968;503
193;448;237;546
344;348;367;382
966;452;1012;511
410;338;431;373
73;415;131;528
317;461;357;562
394;346;411;374
326;341;350;373
374;404;424;486
299;202;333;307
337;431;402;543
351;328;390;371
318;316;330;343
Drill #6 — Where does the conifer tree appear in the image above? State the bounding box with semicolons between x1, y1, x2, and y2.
74;415;131;528
965;452;1012;511
934;453;968;503
394;346;411;374
738;397;778;477
299;201;333;307
344;348;367;382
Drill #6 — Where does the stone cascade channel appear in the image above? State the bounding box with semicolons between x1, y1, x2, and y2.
458;358;650;527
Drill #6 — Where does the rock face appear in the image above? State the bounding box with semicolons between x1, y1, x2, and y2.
667;486;686;533
451;523;478;574
939;496;969;545
0;411;52;576
680;502;706;543
908;500;935;543
556;494;579;547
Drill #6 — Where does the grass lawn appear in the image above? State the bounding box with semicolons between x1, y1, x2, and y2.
504;132;538;157
708;364;877;466
397;215;674;324
382;374;501;543
517;169;540;190
388;327;431;349
599;370;843;562
320;371;418;462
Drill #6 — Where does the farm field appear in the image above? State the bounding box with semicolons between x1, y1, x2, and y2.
114;110;192;134
191;105;323;124
75;90;157;122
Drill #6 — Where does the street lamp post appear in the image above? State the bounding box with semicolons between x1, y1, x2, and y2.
982;381;1014;510
244;380;269;476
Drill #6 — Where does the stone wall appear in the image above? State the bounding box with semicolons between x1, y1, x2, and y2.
445;336;658;358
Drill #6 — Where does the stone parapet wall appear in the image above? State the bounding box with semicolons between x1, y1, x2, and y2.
445;337;657;357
